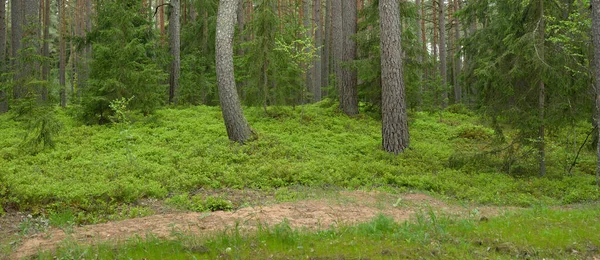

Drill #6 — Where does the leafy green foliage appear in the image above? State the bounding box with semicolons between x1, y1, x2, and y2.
0;105;598;220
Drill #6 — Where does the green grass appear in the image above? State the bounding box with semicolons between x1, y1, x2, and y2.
0;103;598;222
34;204;600;259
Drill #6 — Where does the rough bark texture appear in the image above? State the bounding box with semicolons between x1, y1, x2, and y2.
59;0;67;107
0;0;7;113
169;0;181;104
312;0;322;101
380;0;409;154
216;0;251;143
331;0;343;105
439;0;448;108
432;0;437;64
594;0;600;186
340;0;358;115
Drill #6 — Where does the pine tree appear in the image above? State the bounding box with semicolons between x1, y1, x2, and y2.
380;0;409;154
216;0;251;143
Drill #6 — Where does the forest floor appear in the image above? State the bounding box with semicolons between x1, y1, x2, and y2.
4;190;519;259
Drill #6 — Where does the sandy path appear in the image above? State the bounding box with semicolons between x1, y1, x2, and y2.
9;192;515;259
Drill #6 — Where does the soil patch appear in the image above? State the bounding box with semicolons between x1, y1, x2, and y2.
8;191;518;259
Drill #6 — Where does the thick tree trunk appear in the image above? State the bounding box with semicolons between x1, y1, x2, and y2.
332;0;343;104
439;0;448;108
380;0;409;154
312;0;322;101
216;0;251;143
169;0;181;104
59;0;67;107
594;0;600;186
340;0;358;115
0;0;7;113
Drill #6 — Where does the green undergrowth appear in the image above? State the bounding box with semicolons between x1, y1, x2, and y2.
0;103;598;221
36;205;600;259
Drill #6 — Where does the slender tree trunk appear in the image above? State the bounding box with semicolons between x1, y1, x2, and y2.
341;0;358;115
594;0;600;186
453;0;461;103
439;0;448;108
59;0;67;107
322;0;331;97
0;0;7;113
169;0;181;104
216;0;251;143
332;0;343;103
416;0;423;108
11;0;23;100
41;0;50;102
312;0;323;101
380;0;409;154
432;0;437;65
538;0;546;176
160;0;165;46
303;0;312;100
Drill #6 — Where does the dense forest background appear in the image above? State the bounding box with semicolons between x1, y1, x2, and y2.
0;0;598;176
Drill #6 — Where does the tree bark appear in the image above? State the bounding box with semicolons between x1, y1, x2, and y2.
594;0;600;186
303;0;312;100
453;0;461;103
439;0;448;108
341;0;358;115
312;0;322;102
321;0;331;97
59;0;67;107
0;0;7;113
42;0;50;102
11;0;23;99
380;0;409;154
160;0;165;46
169;0;181;104
332;0;343;104
216;0;251;143
538;0;546;176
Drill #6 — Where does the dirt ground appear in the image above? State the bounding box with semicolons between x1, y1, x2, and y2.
4;191;518;259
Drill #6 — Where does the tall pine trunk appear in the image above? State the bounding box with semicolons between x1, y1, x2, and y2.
380;0;409;154
0;0;7;113
439;0;448;108
59;0;67;107
169;0;181;104
42;0;50;102
216;0;251;143
312;0;322;101
538;0;546;176
321;0;331;97
340;0;358;115
453;0;461;103
594;0;600;186
332;0;343;105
